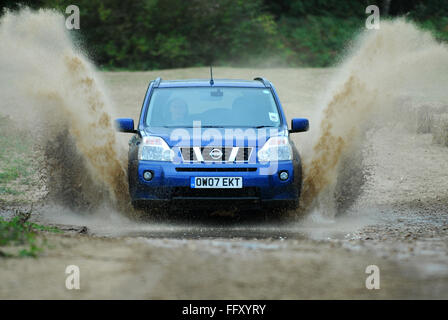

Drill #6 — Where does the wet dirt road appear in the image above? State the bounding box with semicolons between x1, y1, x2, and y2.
1;68;448;299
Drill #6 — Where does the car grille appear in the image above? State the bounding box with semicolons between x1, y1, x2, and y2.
175;168;257;172
171;187;259;199
180;147;253;162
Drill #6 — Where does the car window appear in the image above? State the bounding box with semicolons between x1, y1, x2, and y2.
145;87;281;128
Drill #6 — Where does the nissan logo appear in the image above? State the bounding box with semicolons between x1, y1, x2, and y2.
209;148;223;160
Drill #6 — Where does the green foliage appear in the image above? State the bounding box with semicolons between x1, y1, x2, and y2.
418;17;448;43
0;215;59;258
265;0;375;18
0;186;22;196
407;0;448;19
37;0;287;69
1;0;447;68
279;16;362;67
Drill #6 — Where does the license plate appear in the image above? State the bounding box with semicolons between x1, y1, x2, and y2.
190;177;243;189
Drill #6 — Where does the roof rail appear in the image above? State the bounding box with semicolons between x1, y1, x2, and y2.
153;77;162;87
253;77;271;88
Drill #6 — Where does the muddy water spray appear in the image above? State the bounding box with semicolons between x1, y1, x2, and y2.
0;9;129;210
301;20;448;216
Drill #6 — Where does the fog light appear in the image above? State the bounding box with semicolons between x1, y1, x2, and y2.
279;171;289;181
143;171;153;181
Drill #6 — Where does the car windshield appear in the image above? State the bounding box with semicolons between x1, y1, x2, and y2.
145;87;281;128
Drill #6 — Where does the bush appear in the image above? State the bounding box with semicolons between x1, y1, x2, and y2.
1;0;447;69
39;0;287;69
278;15;362;67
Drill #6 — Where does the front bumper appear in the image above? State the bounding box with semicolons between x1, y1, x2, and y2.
129;160;299;207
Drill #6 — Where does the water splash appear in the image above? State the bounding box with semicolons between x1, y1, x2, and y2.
0;9;129;210
301;19;448;216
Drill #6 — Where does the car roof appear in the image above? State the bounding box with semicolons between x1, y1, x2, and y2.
156;78;269;88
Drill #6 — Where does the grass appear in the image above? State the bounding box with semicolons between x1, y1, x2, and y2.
0;212;60;258
0;186;22;196
0;115;55;258
0;114;37;201
0;166;20;184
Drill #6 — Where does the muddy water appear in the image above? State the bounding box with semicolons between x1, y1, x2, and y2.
0;9;129;210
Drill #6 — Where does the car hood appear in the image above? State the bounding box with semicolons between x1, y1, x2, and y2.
142;127;288;147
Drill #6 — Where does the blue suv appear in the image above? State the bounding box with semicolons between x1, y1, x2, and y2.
116;77;309;213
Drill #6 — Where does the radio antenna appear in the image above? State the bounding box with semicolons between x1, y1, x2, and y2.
209;65;214;86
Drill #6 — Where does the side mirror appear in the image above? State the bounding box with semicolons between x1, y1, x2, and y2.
290;118;309;133
115;118;135;133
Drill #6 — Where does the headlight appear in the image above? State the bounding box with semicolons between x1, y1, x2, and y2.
138;136;174;161
257;136;292;162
